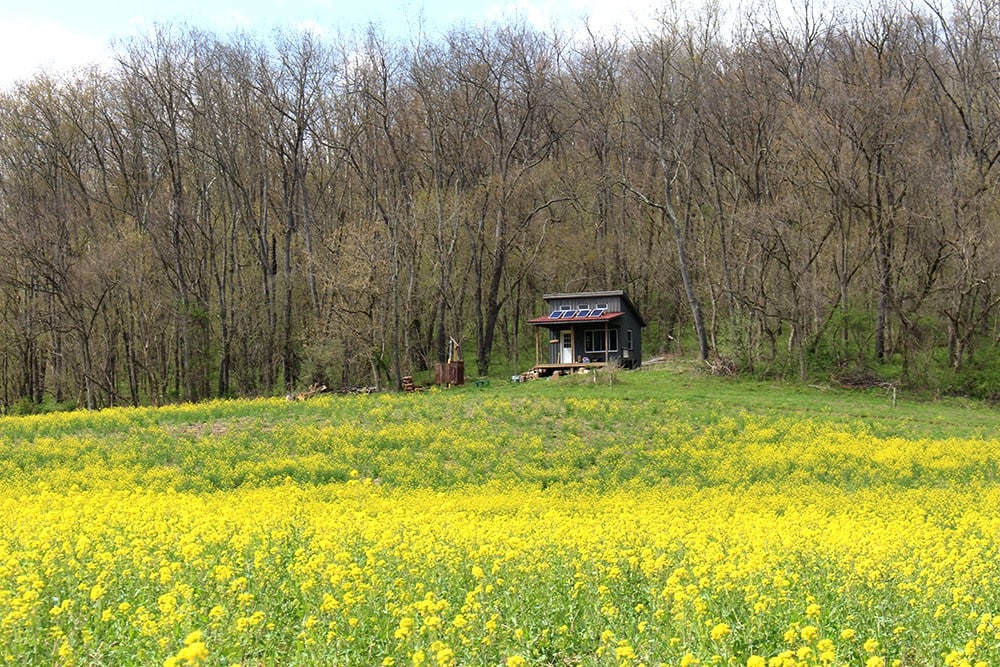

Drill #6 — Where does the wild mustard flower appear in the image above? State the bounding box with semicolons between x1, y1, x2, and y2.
433;644;455;667
57;641;72;661
395;617;415;639
615;640;636;660
710;623;730;641
164;630;208;667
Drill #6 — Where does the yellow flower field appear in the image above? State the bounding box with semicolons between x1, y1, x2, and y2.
0;378;997;665
2;482;999;666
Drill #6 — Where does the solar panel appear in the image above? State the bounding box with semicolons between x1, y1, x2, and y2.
549;310;563;319
576;309;591;318
591;308;606;317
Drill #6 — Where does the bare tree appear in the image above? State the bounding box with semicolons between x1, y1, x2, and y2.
114;27;218;401
623;8;719;361
247;30;332;391
408;38;471;365
444;22;570;375
917;0;1000;371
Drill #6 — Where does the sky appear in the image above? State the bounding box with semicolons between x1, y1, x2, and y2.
0;0;676;88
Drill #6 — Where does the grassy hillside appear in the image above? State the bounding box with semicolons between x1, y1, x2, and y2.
0;367;997;666
1;365;995;492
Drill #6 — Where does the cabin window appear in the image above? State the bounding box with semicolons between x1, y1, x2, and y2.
625;329;634;350
584;328;618;353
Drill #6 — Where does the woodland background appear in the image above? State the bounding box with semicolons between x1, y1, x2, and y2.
0;0;998;410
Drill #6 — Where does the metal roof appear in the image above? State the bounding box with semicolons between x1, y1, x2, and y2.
527;311;624;325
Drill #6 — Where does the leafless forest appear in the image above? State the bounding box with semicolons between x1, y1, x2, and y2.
0;0;998;409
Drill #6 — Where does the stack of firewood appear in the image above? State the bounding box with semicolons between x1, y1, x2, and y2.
286;383;326;401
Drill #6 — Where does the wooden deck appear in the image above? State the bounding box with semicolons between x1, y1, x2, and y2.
531;362;608;377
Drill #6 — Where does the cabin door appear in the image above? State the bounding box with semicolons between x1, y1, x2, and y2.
560;330;573;364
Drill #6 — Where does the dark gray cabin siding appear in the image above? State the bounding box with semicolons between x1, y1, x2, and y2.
617;311;643;367
545;294;625;313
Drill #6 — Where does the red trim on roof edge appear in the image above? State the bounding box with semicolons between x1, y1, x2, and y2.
527;312;624;325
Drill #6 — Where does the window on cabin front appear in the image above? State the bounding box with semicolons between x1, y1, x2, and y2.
584;328;618;353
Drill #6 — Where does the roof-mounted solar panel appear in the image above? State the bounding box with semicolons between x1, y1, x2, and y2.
549;310;563;319
576;309;591;318
591;308;606;317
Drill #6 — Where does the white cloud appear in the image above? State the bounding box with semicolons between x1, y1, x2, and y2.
0;20;112;88
209;8;256;33
566;0;658;34
291;19;329;36
477;0;662;38
484;0;554;28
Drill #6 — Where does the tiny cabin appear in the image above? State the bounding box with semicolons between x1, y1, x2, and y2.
527;290;646;375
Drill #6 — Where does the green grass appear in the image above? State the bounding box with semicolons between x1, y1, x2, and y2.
0;364;995;493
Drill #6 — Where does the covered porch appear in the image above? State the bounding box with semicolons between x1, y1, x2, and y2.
528;311;625;374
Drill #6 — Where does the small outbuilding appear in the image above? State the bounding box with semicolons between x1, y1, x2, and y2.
527;290;646;375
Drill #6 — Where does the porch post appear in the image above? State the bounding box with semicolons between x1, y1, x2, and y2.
604;321;609;364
